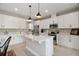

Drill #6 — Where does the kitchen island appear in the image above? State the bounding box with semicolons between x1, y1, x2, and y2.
23;34;54;56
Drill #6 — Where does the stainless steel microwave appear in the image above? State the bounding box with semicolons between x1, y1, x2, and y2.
50;24;58;28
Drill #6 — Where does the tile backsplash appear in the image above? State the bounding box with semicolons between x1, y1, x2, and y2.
58;29;71;35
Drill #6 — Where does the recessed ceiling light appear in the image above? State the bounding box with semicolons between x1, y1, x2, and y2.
14;8;18;11
45;10;48;13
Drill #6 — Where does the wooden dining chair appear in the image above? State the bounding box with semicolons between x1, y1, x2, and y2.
0;36;11;56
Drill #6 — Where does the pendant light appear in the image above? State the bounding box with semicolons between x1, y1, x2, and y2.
36;3;42;18
28;5;32;20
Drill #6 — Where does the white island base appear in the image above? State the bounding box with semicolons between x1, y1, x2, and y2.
25;35;54;56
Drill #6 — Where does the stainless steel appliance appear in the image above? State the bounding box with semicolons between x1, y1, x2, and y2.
50;24;58;28
48;24;59;45
70;29;79;35
32;25;39;35
48;23;59;35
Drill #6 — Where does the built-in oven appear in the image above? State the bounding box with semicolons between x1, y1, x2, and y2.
70;29;79;35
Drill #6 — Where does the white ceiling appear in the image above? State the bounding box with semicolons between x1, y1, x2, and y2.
0;3;79;19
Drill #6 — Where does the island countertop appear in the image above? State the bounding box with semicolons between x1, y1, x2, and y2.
22;33;54;44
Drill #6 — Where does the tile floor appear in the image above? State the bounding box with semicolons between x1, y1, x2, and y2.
54;45;79;56
10;42;79;56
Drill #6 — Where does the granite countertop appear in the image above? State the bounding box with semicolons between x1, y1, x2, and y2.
22;33;54;44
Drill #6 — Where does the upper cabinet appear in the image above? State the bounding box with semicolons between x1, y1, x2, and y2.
0;14;26;29
57;15;64;28
68;12;79;28
0;14;6;28
39;20;44;29
34;20;40;26
41;18;50;29
34;18;52;29
57;11;79;28
32;11;79;29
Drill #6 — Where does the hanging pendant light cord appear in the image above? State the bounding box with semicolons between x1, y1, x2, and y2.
36;0;42;18
38;3;40;13
29;5;31;17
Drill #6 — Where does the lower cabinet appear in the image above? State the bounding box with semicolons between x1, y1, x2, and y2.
57;34;79;50
57;34;70;48
10;35;24;46
70;36;79;49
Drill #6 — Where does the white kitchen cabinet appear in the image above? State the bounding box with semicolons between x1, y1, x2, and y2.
0;14;26;29
57;15;65;28
39;20;44;29
57;34;79;50
50;17;58;24
34;20;40;26
70;35;79;49
34;18;52;29
63;12;79;28
15;18;26;29
4;16;19;28
4;15;26;29
34;20;44;29
41;19;50;29
57;11;79;28
10;35;24;46
63;15;71;28
57;34;70;47
0;14;5;28
43;18;57;29
68;12;79;28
